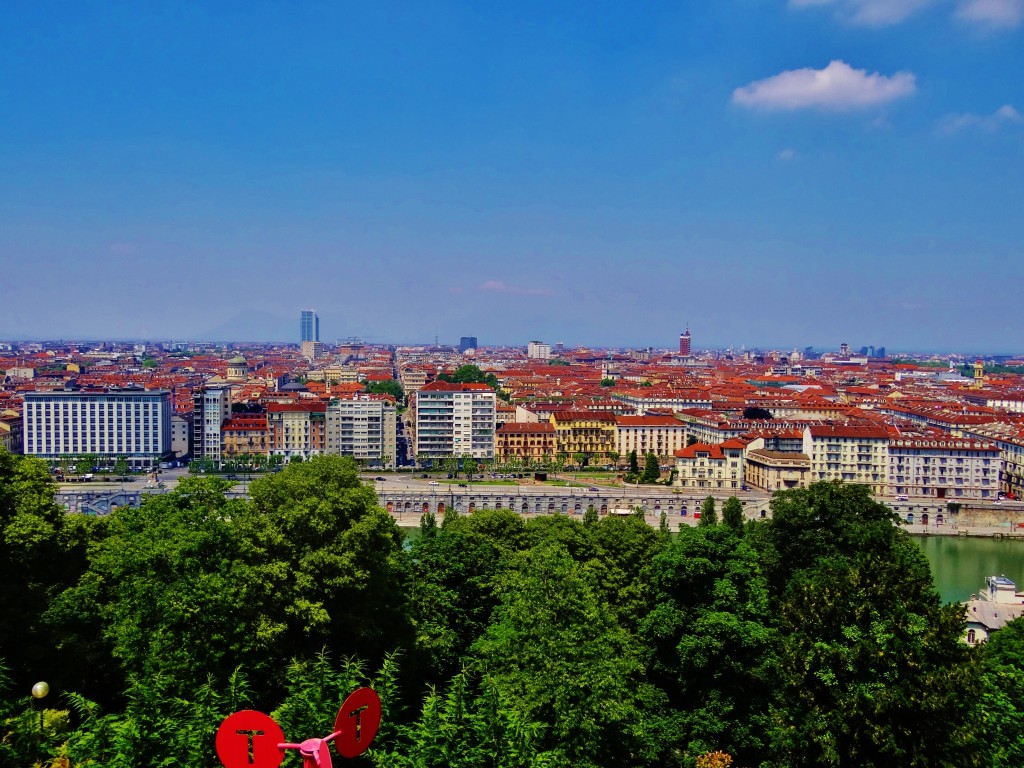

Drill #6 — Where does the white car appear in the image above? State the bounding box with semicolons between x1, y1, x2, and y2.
895;494;909;501
428;480;439;486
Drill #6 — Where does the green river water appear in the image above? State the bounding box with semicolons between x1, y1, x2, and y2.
913;535;1024;604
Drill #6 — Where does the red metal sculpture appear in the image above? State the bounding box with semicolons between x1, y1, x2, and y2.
216;687;382;768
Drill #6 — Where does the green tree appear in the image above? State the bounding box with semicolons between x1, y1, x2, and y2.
643;525;777;765
699;495;717;526
365;378;405;403
628;450;639;475
759;482;981;768
0;451;97;692
742;406;773;420
113;456;130;480
608;450;620;467
722;496;744;530
599;378;615;387
473;543;661;767
979;618;1024;767
583;505;599;526
642;452;661;483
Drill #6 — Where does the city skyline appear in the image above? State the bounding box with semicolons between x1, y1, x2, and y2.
2;3;1022;350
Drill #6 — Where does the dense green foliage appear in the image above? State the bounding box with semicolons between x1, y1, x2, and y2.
2;448;1022;767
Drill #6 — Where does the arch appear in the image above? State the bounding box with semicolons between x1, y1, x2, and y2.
422;502;429;513
560;503;568;513
468;502;476;513
522;502;529;513
437;502;445;515
404;501;412;510
922;512;929;525
967;629;977;644
906;512;915;524
936;513;944;525
600;504;608;514
535;502;542;512
386;501;394;513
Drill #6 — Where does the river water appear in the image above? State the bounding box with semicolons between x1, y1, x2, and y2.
913;535;1024;603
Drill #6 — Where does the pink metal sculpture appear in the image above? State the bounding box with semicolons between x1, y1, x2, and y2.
216;687;382;768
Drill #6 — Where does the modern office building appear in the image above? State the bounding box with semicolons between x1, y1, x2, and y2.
459;336;478;353
414;381;496;460
193;386;232;466
300;309;320;343
326;394;397;467
22;388;172;468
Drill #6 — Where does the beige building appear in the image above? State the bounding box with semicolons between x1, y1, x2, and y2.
744;449;810;492
415;381;496;461
267;401;327;460
802;425;889;495
615;415;688;461
673;438;747;491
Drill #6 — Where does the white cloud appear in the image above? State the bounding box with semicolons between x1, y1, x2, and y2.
955;0;1024;27
938;104;1024;132
789;0;937;26
732;60;916;112
778;148;797;160
478;280;552;297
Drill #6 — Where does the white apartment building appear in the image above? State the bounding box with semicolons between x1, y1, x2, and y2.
193;386;232;466
887;436;999;500
327;395;397;468
414;381;496;460
22;388;172;468
802;424;889;495
527;341;551;360
615;415;688;460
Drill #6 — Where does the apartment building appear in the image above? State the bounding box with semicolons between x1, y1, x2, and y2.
527;341;551;360
615;415;688;461
221;415;269;459
673;438;747;491
495;422;556;465
961;424;1024;500
267;401;327;460
193;386;232;467
326;394;397;468
549;410;616;461
888;436;1000;500
22;388;172;468
802;424;889;495
744;449;811;492
414;381;496;460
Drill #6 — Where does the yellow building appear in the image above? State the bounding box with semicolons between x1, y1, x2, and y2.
549;410;616;461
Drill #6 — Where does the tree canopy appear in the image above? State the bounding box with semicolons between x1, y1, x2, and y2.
0;460;1004;768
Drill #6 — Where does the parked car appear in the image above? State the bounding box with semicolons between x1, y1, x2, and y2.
375;476;386;481
896;494;909;501
587;487;599;492
458;483;468;488
428;480;439;486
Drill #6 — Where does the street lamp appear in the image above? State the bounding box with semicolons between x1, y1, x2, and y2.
31;681;48;742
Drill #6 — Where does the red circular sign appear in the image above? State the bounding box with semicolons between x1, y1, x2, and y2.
333;687;382;758
215;710;285;768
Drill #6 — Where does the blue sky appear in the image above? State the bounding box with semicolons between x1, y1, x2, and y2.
1;1;1021;352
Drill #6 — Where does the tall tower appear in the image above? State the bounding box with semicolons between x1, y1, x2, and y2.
300;310;320;343
974;359;984;389
679;327;691;356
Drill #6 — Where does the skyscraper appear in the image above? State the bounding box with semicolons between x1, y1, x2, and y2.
459;336;478;353
300;310;319;343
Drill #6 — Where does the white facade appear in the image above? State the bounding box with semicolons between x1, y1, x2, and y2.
23;389;172;467
615;416;689;460
888;437;999;499
527;341;551;360
193;386;232;466
327;396;398;468
415;383;496;460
